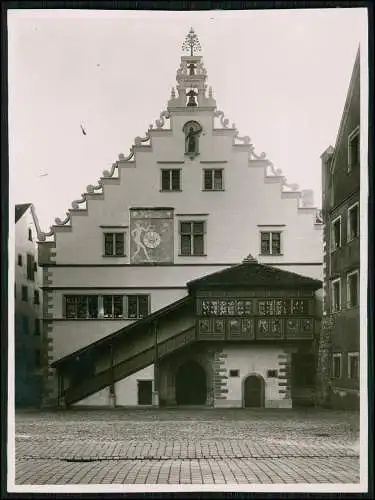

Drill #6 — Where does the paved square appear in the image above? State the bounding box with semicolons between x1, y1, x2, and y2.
14;408;360;485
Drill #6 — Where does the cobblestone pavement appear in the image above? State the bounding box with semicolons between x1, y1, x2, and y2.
14;408;360;486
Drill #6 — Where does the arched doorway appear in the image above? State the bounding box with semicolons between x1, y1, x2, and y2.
175;360;207;405
243;375;265;408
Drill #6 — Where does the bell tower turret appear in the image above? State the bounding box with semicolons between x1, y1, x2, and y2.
168;28;216;110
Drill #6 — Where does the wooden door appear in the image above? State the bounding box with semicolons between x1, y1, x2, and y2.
138;380;153;405
244;375;264;408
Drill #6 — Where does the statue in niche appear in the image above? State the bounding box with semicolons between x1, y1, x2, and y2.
184;121;203;156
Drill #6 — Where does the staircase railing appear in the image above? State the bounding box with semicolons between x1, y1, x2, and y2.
64;325;196;405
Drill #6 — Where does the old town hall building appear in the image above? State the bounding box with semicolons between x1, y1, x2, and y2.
36;30;323;409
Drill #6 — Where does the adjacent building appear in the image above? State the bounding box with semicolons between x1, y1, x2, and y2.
36;30;324;408
319;48;360;409
15;203;44;407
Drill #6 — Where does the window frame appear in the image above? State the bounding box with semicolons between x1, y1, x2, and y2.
347;269;359;308
103;232;125;257
203;169;224;191
179;220;206;256
348;126;360;172
26;253;35;281
160;169;182;192
260;231;282;256
21;285;28;302
331;277;341;313
348;352;359;380
331;215;342;252
332;353;342;378
347;202;359;242
64;295;99;319
33;290;40;305
102;294;125;319
126;294;150;319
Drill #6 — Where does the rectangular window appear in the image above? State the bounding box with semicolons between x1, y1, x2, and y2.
331;216;341;251
161;169;181;191
26;254;35;281
332;353;342;378
267;369;278;378
127;295;149;319
103;295;124;318
348;353;359;380
21;285;28;302
34;319;40;336
331;278;341;313
104;233;125;257
180;221;205;256
203;169;223;190
347;270;359;308
35;349;41;368
64;295;99;319
348;128;360;171
33;290;40;305
28;228;32;241
22;315;29;335
229;369;239;377
347;203;359;241
260;232;281;255
17;254;22;266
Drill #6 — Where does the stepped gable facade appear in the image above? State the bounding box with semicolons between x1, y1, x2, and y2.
36;29;323;408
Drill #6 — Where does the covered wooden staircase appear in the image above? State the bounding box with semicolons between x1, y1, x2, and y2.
52;297;197;406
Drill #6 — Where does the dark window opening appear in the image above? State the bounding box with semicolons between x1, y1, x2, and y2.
348;354;359;380
260;232;281;255
180;221;205;256
204;169;223;190
348;204;359;240
161;169;181;191
267;369;278;378
103;295;124;318
127;295;149;319
347;272;359;308
17;254;22;266
28;228;32;241
349;132;359;170
332;355;341;378
332;218;341;250
34;290;40;305
104;233;125;256
229;369;240;377
21;285;28;302
64;295;99;319
26;254;35;281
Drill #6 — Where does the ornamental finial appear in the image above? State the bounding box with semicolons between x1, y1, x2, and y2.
182;27;202;56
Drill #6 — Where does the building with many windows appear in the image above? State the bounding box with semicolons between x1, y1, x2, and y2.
15;203;44;407
36;30;324;408
318;48;360;409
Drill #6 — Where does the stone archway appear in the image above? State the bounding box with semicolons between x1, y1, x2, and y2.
243;374;265;408
175;360;207;405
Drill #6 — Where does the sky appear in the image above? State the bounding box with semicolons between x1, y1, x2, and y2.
8;8;367;232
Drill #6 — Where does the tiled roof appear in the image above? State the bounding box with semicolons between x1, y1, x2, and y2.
15;203;31;223
187;261;322;289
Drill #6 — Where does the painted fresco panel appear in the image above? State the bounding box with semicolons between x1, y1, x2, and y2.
130;208;174;264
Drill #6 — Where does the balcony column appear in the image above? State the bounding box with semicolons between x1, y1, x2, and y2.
152;321;160;406
109;343;116;408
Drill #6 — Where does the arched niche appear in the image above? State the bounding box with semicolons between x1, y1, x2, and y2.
182;121;203;158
